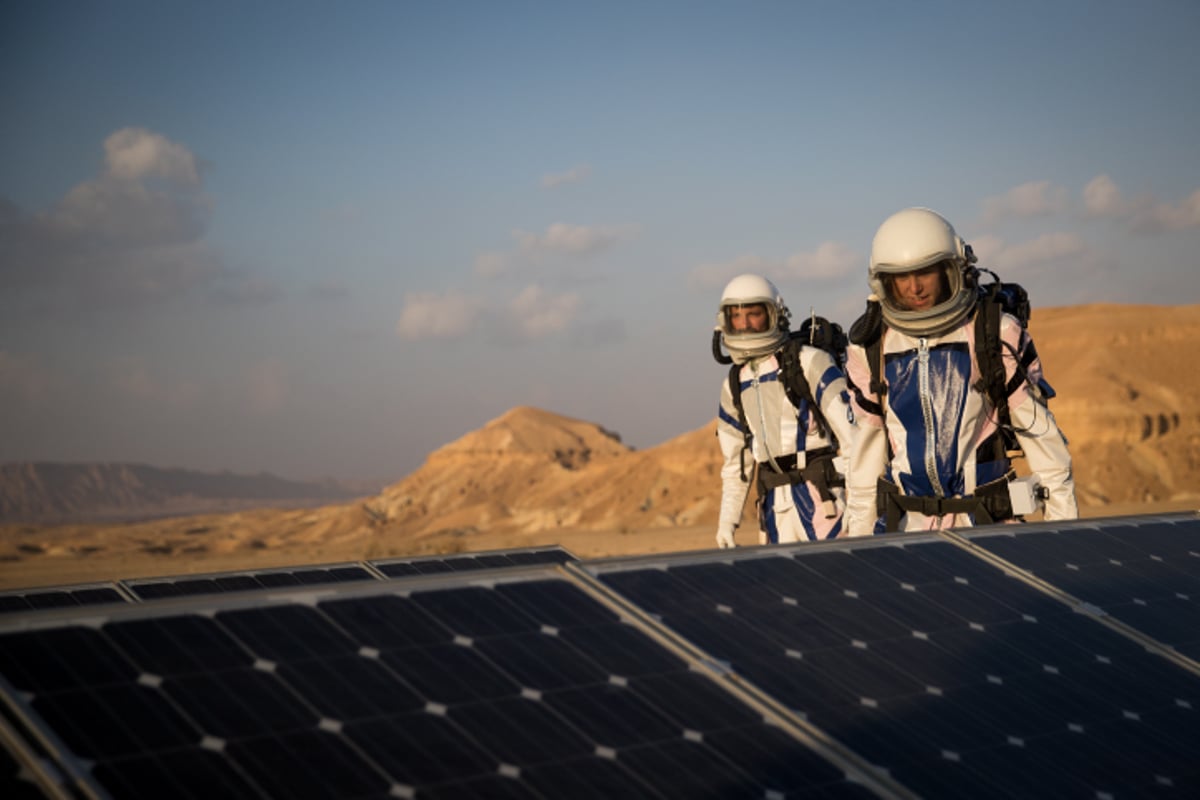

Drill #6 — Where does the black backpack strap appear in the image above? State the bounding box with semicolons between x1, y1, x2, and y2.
972;289;1024;459
847;300;886;417
777;338;836;445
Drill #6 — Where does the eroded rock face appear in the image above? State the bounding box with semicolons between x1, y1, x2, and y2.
1030;304;1200;506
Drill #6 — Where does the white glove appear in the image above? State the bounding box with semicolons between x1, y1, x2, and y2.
716;524;737;549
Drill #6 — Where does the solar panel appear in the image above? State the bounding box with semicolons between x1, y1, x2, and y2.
968;514;1200;661
0;565;884;799
584;514;1200;798
0;582;131;614
5;515;1199;798
370;545;576;578
123;563;380;600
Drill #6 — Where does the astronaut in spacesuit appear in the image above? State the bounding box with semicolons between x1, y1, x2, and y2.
713;274;858;547
843;207;1078;535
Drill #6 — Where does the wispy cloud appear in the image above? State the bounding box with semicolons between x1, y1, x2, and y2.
1080;174;1200;234
505;284;580;338
987;232;1088;272
981;181;1069;223
783;241;859;280
689;241;858;288
1082;174;1125;217
396;289;485;340
396;284;584;343
1129;189;1200;235
475;222;634;277
541;164;592;189
0;128;225;308
514;222;627;257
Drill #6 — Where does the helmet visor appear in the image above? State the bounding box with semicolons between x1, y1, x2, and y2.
720;302;774;336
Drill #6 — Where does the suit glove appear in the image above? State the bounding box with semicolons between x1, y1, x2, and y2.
716;524;737;549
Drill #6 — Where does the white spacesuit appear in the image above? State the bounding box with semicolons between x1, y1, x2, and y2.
843;208;1078;536
714;274;858;547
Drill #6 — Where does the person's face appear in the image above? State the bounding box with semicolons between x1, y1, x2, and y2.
728;303;769;333
890;264;948;311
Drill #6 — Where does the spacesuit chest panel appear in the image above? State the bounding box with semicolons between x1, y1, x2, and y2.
884;341;972;497
738;357;809;457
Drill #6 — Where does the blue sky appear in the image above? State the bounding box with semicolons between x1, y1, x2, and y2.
2;1;1198;484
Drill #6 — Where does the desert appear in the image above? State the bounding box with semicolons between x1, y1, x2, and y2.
2;302;1198;592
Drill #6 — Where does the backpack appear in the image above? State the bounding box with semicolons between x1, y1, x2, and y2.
713;315;849;478
848;268;1035;460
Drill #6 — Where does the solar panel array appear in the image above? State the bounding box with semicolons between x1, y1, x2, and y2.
2;513;1199;798
0;546;577;611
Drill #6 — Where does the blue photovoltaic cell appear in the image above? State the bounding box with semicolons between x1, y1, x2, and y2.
970;516;1200;660
0;574;872;800
593;531;1200;798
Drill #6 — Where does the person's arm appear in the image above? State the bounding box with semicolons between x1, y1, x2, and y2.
803;347;858;477
1001;317;1079;520
716;379;752;547
843;343;886;536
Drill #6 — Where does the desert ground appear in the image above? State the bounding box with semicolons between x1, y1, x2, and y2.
2;302;1198;592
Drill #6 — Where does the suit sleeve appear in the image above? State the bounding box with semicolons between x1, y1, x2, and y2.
802;347;858;477
1001;316;1079;520
844;342;887;536
716;376;752;536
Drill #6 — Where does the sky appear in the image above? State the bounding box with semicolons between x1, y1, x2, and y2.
2;1;1199;485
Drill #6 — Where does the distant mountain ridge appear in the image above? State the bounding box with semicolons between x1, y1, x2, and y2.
0;462;365;524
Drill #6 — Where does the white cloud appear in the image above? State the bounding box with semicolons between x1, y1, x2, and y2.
396;290;483;340
541;164;592;189
1130;188;1200;234
103;127;201;185
1083;174;1124;217
0;128;222;307
513;223;626;257
782;241;859;280
989;232;1087;271
981;181;1068;223
506;285;580;338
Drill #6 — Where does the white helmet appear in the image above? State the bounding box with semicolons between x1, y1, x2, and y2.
716;273;790;364
868;207;978;337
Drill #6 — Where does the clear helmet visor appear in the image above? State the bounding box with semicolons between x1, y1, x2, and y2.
869;260;978;337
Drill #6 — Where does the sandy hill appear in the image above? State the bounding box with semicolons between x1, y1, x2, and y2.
1;303;1197;590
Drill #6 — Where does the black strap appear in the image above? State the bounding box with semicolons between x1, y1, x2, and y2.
875;474;1015;532
777;338;835;445
757;449;844;504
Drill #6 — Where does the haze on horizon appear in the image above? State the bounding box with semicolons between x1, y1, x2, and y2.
2;1;1199;484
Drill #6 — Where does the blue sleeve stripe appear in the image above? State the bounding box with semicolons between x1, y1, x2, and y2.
814;365;842;405
718;405;744;432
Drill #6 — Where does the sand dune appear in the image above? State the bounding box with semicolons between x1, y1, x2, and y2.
2;303;1198;591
